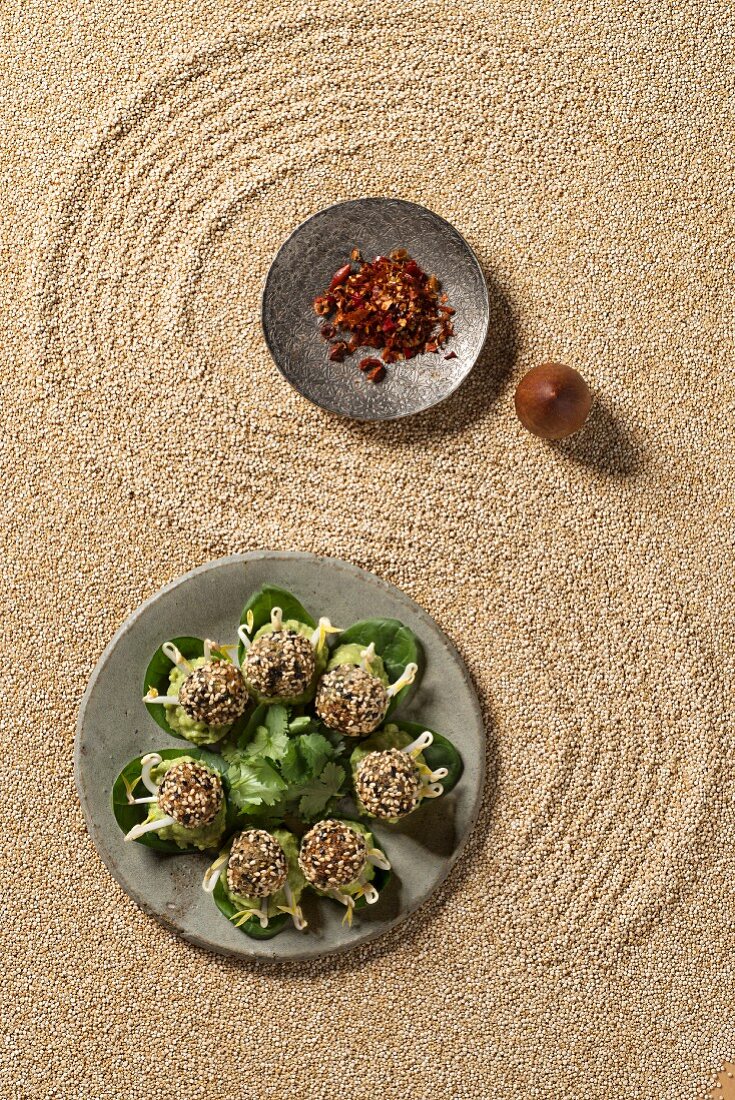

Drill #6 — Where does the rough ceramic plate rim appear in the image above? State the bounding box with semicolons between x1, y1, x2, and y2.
261;197;490;422
75;552;486;962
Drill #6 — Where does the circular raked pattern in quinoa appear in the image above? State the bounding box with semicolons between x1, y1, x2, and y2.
355;748;422;819
314;665;388;736
298;820;368;889
157;761;223;830
226;829;288;898
243;630;316;698
177;660;249;726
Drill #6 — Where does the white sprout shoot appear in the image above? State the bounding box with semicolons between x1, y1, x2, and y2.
359;642;377;671
125;752;162;806
162;641;192;674
309;616;341;652
258;897;270;927
231;906;264;928
405;730;433;756
403;732;449;796
236;624;252;651
143;688;180;706
270;606;283;631
213;641;240;664
428;767;449;783
329;889;356;927
357;879;379;905
124;814;176;842
367;847;391;871
276;883;308;930
141;752;162;791
202;850;229;894
386;661;419;698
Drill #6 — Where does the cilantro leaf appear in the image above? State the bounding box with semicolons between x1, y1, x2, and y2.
244;723;290;762
298;761;347;819
226;758;286;810
280;733;333;783
235;704;270;750
265;705;288;739
288;716;312;734
220;743;243;764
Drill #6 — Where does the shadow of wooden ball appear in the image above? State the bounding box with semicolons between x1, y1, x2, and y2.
551;398;643;478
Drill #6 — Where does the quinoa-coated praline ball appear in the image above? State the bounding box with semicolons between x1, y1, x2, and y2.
298;820;367;889
355;747;422;819
178;660;249;726
243;630;316;698
157;761;223;829
226;829;288;898
314;665;388;736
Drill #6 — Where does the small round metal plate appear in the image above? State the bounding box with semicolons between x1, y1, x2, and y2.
262;199;489;421
75;553;485;962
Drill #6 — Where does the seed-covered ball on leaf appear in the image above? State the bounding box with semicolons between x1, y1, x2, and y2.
177;660;249;726
243;630;316;699
298;820;368;889
227;829;288;898
315;665;388;737
355;747;422;819
157;760;223;829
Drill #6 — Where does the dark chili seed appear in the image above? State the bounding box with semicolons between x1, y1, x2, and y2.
329;264;352;291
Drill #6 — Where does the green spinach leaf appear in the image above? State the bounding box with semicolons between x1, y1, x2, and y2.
212;875;289;939
112;747;228;852
238;585;316;662
143;636;204;738
391;720;464;794
335;618;424;713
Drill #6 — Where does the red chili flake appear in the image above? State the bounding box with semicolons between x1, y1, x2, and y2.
328;342;348;362
444;351;458;360
367;363;386;383
350;248;362;261
319;323;335;340
358;357;384;373
315;248;456;377
313;294;334;316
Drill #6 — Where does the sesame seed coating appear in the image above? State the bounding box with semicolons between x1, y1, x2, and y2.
314;666;388;736
178;660;248;726
298;821;368;889
243;630;316;698
355;748;422;819
157;761;223;829
226;829;288;898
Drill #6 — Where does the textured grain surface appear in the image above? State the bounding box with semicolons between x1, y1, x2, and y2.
2;2;734;1097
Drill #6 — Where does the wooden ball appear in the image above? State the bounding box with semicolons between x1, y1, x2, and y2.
514;363;592;439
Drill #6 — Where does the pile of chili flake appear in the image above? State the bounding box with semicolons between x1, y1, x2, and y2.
313;248;456;383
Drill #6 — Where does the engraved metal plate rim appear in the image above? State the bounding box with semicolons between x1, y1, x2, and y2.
261;198;490;422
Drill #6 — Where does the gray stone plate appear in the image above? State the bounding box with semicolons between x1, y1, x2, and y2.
75;553;485;961
262;199;489;421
